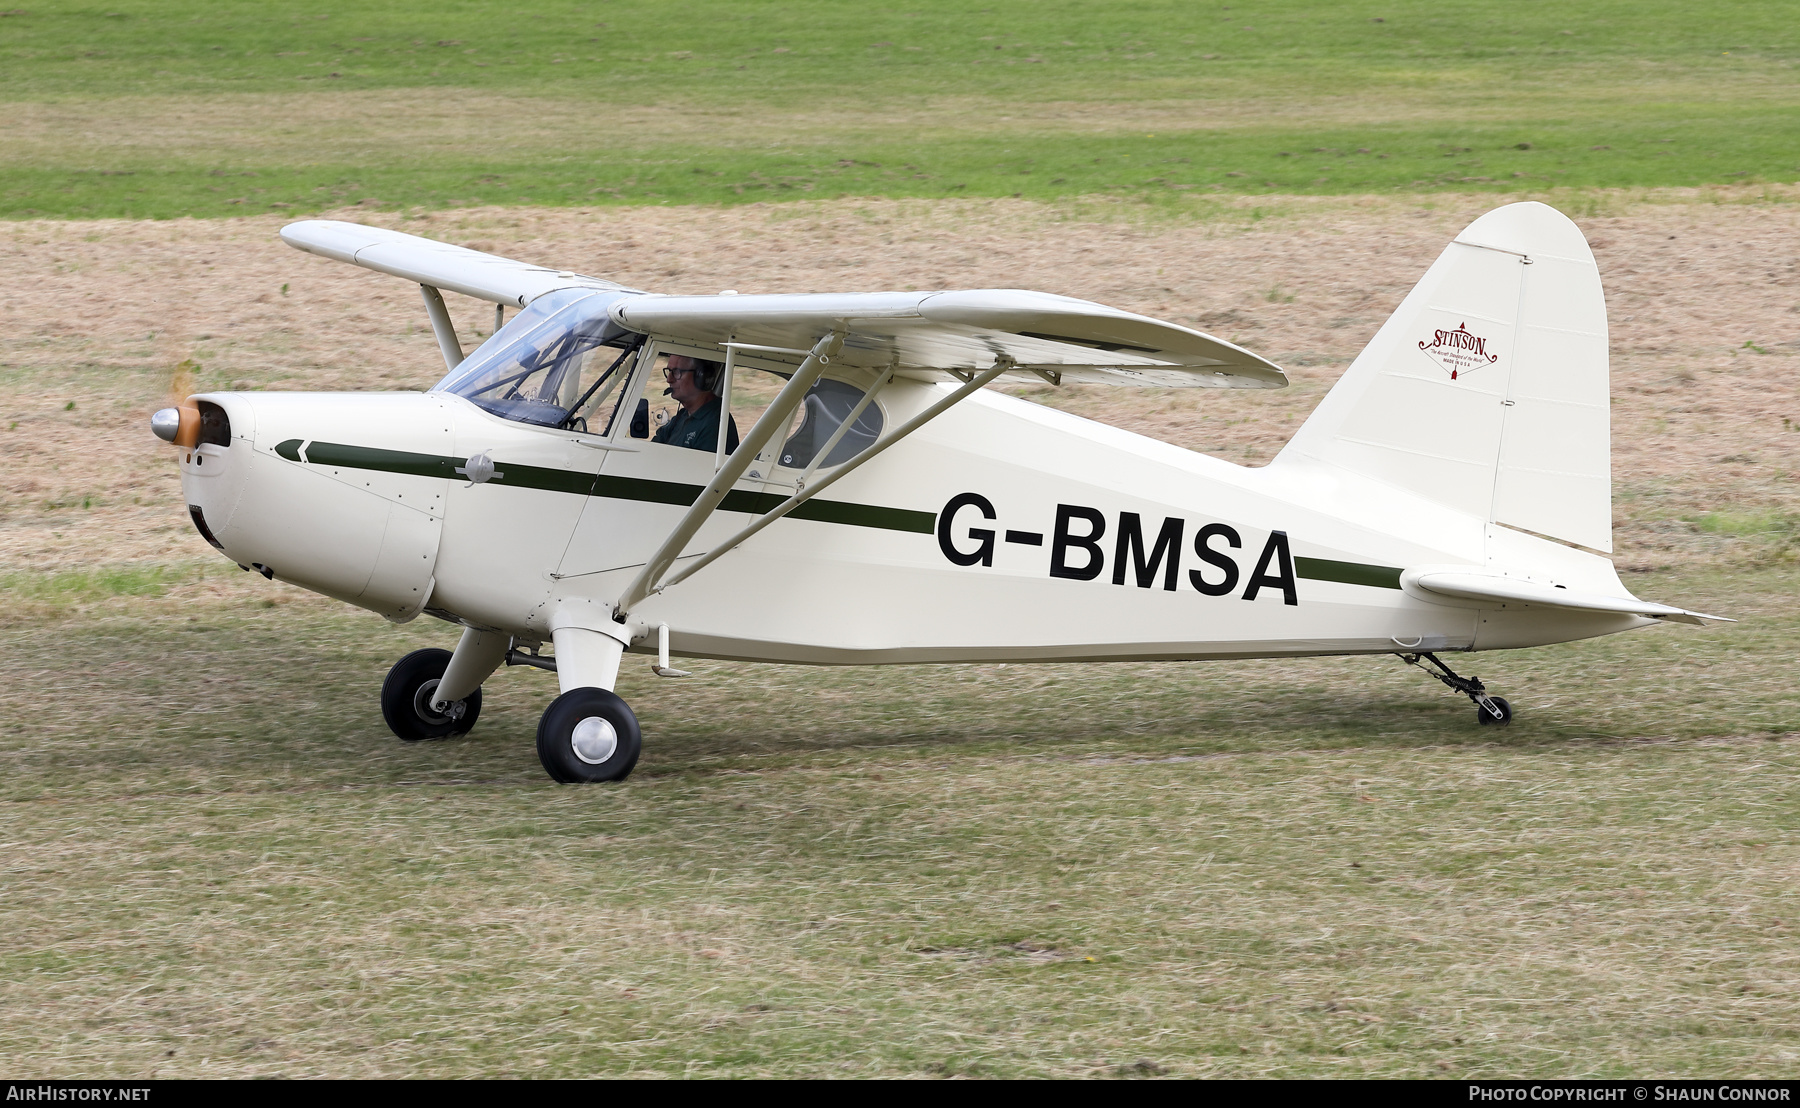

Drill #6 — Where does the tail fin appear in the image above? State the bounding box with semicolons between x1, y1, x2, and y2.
1272;202;1612;552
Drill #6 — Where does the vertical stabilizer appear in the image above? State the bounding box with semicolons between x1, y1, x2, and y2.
1272;202;1612;552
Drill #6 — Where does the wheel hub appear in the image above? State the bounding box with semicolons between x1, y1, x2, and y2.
413;679;452;725
571;716;619;764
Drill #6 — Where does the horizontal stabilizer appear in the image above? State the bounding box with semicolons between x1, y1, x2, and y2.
1405;569;1733;626
280;220;635;307
613;290;1288;388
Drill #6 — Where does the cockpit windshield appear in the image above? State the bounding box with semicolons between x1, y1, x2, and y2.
433;288;643;431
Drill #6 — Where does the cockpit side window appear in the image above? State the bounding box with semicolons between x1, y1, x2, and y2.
433;289;643;431
777;378;884;470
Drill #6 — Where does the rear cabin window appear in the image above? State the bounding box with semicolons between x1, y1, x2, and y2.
778;378;884;470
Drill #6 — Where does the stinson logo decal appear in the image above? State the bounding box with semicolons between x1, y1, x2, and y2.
1418;321;1500;380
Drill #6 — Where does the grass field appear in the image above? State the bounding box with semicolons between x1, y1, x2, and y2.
1;193;1797;1076
4;0;1799;218
2;564;1796;1077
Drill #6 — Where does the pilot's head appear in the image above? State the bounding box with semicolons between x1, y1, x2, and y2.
664;355;723;409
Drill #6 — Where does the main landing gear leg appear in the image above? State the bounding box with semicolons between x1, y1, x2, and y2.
1399;652;1513;726
537;621;642;784
432;627;509;712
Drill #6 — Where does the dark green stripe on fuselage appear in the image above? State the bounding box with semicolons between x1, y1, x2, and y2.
1295;556;1403;590
280;440;1402;580
304;441;465;481
288;440;936;535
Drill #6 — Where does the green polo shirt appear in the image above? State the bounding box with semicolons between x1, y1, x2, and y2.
653;396;741;454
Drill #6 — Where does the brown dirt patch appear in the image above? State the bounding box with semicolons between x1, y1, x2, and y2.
3;193;1796;574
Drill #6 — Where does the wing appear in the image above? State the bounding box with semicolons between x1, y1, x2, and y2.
279;220;637;308
1407;569;1733;626
281;221;1284;388
613;290;1286;389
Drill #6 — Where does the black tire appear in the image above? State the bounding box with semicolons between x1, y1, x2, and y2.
381;648;483;741
536;687;642;783
1476;696;1513;726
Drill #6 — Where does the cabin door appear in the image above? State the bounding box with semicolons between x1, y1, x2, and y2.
555;341;766;585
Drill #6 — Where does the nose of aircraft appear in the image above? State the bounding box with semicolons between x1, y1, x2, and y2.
152;395;252;560
153;390;452;623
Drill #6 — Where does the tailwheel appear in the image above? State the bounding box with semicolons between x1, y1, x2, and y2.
1476;696;1513;727
381;648;482;741
537;687;642;783
1398;652;1515;727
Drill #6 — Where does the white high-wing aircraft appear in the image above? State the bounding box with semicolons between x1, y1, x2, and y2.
151;201;1728;783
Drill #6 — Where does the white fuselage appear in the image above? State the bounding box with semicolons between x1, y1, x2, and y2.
180;373;1645;667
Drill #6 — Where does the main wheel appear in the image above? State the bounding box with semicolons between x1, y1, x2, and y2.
1475;696;1513;726
537;687;642;783
381;648;483;741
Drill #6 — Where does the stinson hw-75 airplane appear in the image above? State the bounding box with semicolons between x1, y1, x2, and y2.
150;201;1728;783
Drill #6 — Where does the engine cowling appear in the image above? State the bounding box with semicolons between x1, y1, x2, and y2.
167;392;454;622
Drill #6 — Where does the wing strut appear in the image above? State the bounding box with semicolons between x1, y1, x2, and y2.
613;330;843;620
419;285;465;372
650;355;1015;599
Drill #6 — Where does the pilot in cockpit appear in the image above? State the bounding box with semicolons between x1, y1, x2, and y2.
651;355;741;454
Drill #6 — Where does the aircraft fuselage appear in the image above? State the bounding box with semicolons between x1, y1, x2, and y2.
181;377;1644;669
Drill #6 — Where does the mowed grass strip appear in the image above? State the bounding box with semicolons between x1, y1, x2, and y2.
6;0;1796;101
0;565;1795;1076
4;0;1799;217
11;116;1798;220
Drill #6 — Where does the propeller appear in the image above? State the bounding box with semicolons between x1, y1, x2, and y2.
168;358;195;407
151;358;201;447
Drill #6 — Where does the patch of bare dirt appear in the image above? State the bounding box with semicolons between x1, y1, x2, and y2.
2;193;1795;574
